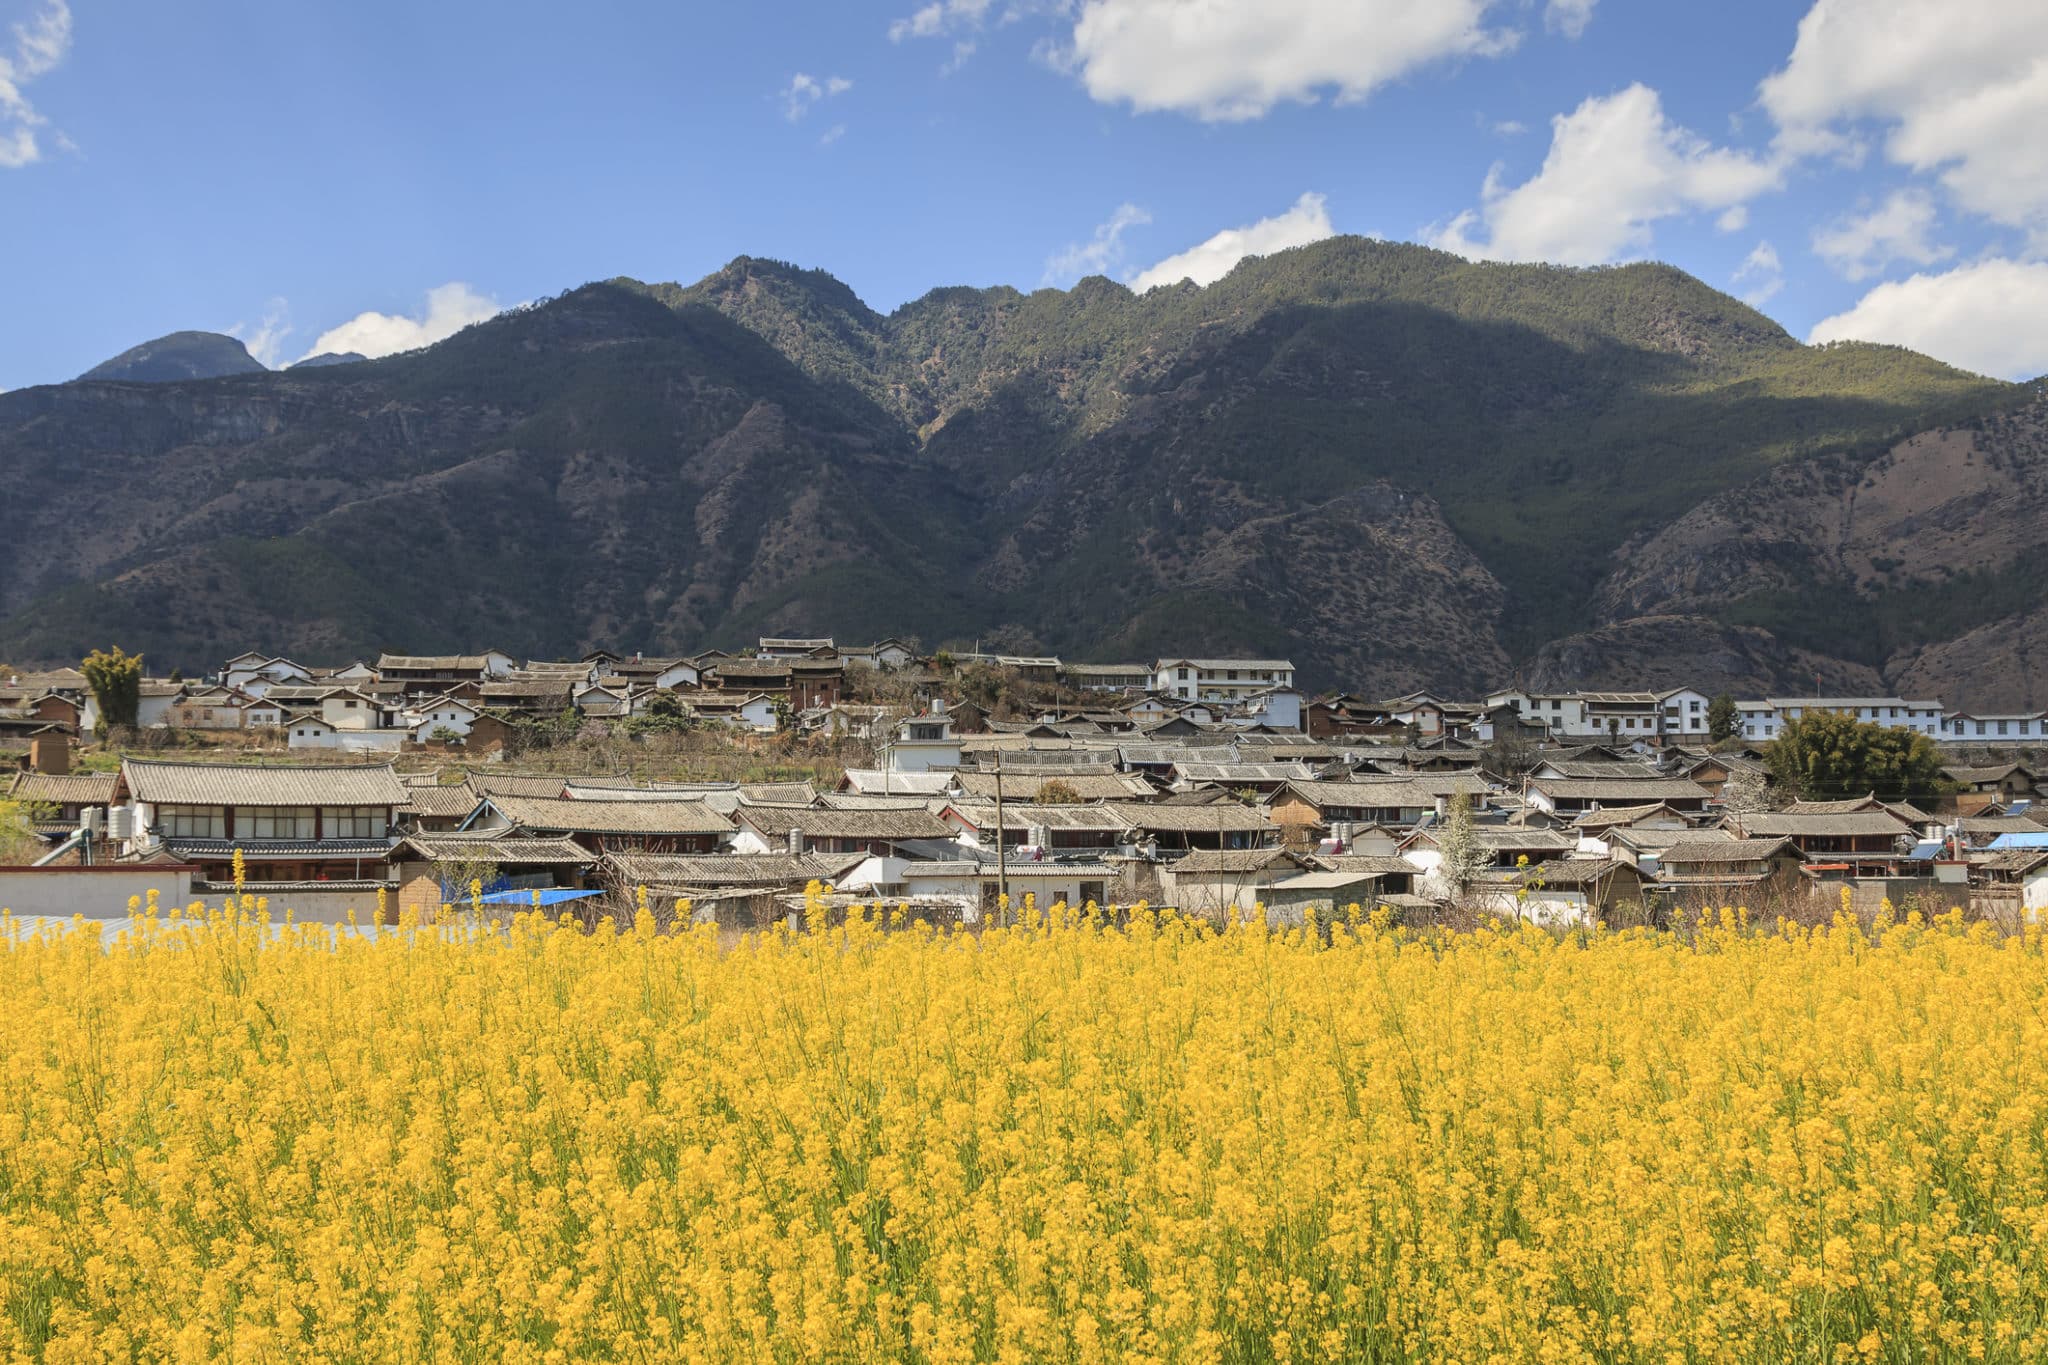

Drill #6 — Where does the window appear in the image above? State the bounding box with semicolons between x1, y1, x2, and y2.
1998;721;2010;736
1690;700;1702;712
1977;721;1987;736
1177;669;1189;681
1890;707;1899;718
158;805;224;839
1550;700;1561;711
244;806;315;839
322;807;381;839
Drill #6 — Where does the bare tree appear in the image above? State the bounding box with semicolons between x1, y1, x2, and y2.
1437;793;1486;902
1721;767;1777;818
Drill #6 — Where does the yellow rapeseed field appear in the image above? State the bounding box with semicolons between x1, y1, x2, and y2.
3;894;2047;1363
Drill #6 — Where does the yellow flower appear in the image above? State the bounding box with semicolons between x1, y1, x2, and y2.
0;895;2033;1361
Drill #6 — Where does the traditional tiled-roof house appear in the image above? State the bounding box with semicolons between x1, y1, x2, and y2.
113;759;408;891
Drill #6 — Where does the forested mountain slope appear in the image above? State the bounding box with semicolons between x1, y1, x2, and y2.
1;237;2033;698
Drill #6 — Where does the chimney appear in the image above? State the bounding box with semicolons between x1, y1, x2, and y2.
29;735;69;775
787;826;805;856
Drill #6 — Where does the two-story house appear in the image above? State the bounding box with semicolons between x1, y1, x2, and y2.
1152;659;1297;705
114;758;408;890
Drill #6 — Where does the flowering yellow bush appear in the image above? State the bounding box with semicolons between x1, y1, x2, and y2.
3;897;2047;1362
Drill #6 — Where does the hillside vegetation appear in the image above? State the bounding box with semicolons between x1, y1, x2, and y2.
0;237;2030;695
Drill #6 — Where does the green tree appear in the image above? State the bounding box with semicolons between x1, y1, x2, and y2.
1764;711;1952;803
0;799;52;862
625;691;693;737
1706;693;1739;744
81;646;143;735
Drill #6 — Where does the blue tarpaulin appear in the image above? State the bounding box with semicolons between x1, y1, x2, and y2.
1987;832;2048;850
478;888;605;906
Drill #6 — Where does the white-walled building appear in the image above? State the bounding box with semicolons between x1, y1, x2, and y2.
407;696;479;741
1152;659;1296;704
880;704;963;773
1485;688;1710;739
221;654;315;697
1234;686;1304;733
1942;712;2048;742
318;688;392;732
1737;698;1945;742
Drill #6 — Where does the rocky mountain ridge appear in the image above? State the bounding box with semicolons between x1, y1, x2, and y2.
3;237;2040;702
77;331;266;383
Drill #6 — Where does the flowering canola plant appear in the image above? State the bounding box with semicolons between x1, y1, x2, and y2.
3;893;2047;1363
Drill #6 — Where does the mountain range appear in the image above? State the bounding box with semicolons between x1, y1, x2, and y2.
3;236;2043;705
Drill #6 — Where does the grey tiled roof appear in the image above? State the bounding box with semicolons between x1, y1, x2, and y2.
165;838;395;859
487;795;733;836
606;851;865;887
122;759;408;807
7;772;117;805
736;805;954;841
395;834;592;864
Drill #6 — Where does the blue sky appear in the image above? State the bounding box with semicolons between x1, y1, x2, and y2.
4;0;2047;389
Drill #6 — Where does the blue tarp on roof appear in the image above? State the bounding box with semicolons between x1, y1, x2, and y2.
478;888;604;906
1987;832;2048;850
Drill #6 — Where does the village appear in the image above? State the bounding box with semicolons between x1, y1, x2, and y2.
5;638;2048;929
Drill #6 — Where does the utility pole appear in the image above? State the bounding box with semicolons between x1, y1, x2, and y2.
994;750;1009;922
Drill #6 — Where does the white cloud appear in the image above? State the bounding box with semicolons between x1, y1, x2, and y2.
1731;240;1784;307
1811;188;1953;281
0;0;71;168
941;39;977;74
1716;205;1749;233
300;283;502;362
889;0;992;42
781;72;853;122
1809;259;2048;381
229;298;293;369
1761;1;2048;242
1492;118;1527;136
1060;0;1516;123
1429;84;1782;265
1042;203;1151;286
1129;192;1336;291
1544;0;1597;39
819;122;846;147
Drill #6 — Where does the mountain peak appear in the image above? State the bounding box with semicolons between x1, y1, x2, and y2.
77;331;267;383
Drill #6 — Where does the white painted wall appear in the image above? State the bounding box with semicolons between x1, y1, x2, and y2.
884;739;962;773
136;694;179;729
410;705;476;739
0;867;197;919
